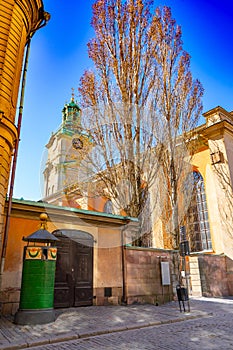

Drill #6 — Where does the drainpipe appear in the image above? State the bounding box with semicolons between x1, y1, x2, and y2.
121;226;127;304
0;11;50;276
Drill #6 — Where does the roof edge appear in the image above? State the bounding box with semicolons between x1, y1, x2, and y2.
9;198;138;222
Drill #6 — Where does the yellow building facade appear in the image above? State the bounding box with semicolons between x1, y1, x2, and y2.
187;107;233;258
176;107;233;297
0;0;48;260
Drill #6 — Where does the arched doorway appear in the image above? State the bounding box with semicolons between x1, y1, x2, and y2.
53;229;93;308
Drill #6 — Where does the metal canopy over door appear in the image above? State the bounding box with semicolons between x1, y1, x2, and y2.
53;230;93;308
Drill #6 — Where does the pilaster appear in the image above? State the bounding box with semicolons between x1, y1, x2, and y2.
202;106;233;258
0;114;17;254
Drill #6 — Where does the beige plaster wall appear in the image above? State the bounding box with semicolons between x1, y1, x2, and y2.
224;131;233;186
207;137;233;258
205;164;225;254
95;227;122;288
191;147;226;254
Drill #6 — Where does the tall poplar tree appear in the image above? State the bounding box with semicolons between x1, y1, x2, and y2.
77;0;203;247
152;7;203;248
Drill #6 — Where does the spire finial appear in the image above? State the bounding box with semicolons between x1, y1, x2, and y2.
71;87;75;102
40;213;48;230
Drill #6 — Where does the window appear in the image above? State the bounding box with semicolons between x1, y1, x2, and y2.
185;171;212;252
103;200;113;214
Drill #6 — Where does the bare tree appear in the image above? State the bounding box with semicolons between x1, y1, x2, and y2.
78;0;162;224
77;1;203;247
151;7;204;249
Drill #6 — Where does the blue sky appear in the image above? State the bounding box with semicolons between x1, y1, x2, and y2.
13;0;233;201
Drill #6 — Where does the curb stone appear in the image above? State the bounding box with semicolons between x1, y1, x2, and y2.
0;312;211;350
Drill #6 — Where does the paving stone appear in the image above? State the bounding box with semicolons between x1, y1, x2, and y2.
1;297;233;349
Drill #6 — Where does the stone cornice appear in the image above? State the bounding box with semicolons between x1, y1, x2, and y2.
203;105;230;118
184;123;209;152
203;106;233;128
201;120;233;140
15;0;45;36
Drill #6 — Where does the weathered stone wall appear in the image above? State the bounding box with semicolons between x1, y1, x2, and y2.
226;256;233;295
197;254;230;297
124;247;178;305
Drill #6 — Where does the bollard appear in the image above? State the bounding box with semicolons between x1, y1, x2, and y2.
176;284;190;313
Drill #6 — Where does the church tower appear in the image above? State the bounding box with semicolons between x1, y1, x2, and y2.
43;94;91;208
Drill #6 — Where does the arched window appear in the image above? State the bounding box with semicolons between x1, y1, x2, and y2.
103;200;113;214
185;171;212;252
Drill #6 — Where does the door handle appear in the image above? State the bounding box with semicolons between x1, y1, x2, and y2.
71;268;75;281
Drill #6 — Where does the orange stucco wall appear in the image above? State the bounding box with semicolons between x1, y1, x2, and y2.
0;201;129;314
4;217;39;272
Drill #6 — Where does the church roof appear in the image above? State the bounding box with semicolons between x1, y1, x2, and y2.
62;97;81;111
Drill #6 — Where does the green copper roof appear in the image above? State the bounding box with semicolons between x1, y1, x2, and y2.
11;198;138;222
67;99;81;109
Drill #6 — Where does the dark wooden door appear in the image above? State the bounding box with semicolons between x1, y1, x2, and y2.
53;230;93;308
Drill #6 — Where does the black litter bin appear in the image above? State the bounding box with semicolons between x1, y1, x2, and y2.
176;285;190;312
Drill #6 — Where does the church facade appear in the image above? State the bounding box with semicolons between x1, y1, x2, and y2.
42;99;233;298
43;100;233;257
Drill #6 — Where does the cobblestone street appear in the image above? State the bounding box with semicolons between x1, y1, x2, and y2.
26;298;233;349
1;297;233;350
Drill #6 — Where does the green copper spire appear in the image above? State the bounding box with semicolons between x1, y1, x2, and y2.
62;88;81;131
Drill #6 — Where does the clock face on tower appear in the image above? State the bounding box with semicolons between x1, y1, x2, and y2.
72;137;83;150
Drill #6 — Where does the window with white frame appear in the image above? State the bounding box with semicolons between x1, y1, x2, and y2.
185;171;212;252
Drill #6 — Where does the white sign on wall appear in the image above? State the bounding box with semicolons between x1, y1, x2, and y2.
161;261;171;286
